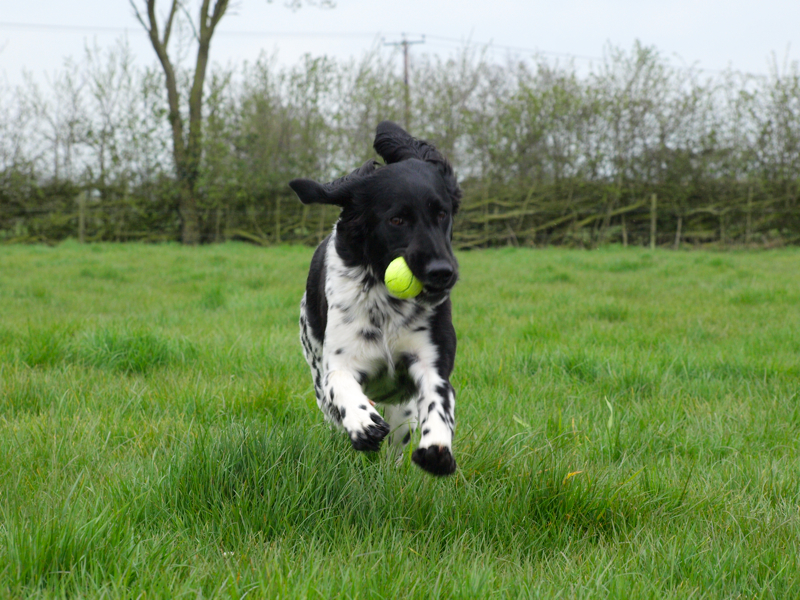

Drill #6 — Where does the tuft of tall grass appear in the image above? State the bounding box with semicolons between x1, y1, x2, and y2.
72;327;197;374
11;325;197;374
18;325;71;368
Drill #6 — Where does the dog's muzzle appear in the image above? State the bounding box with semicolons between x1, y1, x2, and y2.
423;259;458;292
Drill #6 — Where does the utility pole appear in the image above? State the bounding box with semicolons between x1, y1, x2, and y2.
383;34;425;131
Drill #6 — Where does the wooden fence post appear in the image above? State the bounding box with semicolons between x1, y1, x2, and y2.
746;186;753;245
274;195;281;244
649;193;657;250
78;191;86;243
621;213;628;247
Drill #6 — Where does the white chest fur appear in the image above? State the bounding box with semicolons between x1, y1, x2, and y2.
322;232;435;382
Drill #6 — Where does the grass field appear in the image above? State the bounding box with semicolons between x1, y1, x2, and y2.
0;241;798;598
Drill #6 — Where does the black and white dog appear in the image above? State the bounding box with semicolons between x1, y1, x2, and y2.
289;121;461;476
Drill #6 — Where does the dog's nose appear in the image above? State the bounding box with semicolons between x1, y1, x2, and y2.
424;259;455;289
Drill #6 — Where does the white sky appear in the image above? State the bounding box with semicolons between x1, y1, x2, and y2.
1;0;799;87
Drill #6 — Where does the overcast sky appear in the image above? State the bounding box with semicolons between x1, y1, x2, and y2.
1;0;799;87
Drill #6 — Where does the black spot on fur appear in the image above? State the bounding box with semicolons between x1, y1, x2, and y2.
402;303;427;328
339;407;346;420
368;306;384;329
360;328;380;342
435;384;450;401
402;352;419;366
335;348;344;355
359;404;367;410
361;271;378;290
388;296;405;313
402;431;411;444
441;384;454;412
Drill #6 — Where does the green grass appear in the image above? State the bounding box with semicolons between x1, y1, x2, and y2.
0;240;798;598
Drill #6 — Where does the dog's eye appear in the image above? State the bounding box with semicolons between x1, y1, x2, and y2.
437;211;448;223
389;216;406;226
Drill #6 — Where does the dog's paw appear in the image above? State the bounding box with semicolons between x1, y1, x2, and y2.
412;445;457;476
348;412;390;452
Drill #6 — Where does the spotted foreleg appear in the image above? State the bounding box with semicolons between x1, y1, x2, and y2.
299;296;330;418
325;370;390;451
411;371;456;476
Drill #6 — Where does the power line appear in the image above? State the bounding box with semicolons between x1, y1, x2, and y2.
0;21;133;34
424;34;601;62
0;20;604;65
0;20;604;59
0;21;598;59
0;21;390;38
0;21;780;76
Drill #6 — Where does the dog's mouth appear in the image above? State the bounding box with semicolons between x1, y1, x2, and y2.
419;287;452;305
420;277;458;295
417;267;459;303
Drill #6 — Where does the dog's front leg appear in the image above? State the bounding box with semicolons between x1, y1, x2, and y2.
325;370;390;451
409;366;456;476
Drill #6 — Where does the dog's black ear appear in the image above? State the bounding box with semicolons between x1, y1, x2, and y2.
373;121;462;214
373;121;442;165
289;159;379;206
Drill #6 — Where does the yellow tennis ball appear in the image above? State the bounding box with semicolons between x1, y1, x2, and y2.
384;256;423;299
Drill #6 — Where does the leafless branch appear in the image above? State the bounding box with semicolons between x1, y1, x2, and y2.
179;1;200;42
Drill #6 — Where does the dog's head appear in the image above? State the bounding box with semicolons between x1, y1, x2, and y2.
289;121;461;300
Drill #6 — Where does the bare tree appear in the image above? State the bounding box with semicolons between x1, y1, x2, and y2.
131;0;229;244
132;0;334;244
